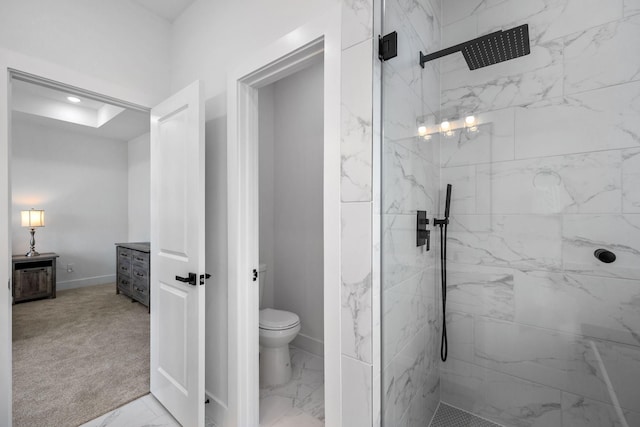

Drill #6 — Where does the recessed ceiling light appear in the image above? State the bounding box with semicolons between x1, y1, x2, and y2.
67;96;81;103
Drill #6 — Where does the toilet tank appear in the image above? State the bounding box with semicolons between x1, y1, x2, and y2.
259;263;267;308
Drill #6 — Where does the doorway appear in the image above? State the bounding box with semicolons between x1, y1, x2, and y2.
9;73;152;426
257;59;325;426
1;61;206;426
226;11;342;426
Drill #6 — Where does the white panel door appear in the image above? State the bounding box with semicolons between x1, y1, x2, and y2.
150;81;205;427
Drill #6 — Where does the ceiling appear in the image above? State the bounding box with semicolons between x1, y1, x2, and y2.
132;0;196;22
12;110;150;142
12;79;149;141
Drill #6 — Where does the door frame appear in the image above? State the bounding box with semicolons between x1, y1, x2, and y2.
226;7;342;427
0;48;158;425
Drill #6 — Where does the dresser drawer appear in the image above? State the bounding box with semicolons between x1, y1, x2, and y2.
131;265;148;283
117;247;131;262
131;282;149;306
14;265;53;301
117;259;132;277
131;251;149;267
117;275;132;294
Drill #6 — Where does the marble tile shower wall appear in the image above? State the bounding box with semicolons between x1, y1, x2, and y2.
438;1;640;427
381;0;442;426
340;1;375;426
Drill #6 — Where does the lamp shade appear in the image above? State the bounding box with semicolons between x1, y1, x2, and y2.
21;209;45;227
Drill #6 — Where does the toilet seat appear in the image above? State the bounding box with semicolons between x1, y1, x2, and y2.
259;308;300;331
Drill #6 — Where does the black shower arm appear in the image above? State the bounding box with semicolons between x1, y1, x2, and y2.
419;29;502;68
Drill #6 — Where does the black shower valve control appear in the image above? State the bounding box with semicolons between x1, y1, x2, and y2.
416;210;430;250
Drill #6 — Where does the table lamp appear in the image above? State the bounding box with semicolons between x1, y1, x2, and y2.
21;208;45;257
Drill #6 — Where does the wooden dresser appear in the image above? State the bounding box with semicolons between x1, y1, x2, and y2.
12;253;59;303
115;242;150;310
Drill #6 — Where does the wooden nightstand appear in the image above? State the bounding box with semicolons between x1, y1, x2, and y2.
12;253;59;304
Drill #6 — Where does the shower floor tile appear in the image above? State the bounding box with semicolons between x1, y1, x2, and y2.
429;403;503;427
260;346;324;426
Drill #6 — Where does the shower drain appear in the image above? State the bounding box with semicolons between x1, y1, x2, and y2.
429;403;503;427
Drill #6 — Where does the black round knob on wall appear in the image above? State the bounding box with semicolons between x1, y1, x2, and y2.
594;249;616;263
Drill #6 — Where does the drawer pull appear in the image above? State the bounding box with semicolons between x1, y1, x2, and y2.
135;272;145;277
120;253;129;257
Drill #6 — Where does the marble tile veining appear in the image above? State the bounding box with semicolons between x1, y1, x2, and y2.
342;39;373;202
514;81;640;160
441;358;562;427
514;270;640;347
477;0;623;44
448;214;563;271
260;346;324;426
341;0;373;50
441;40;564;115
479;150;623;215
562;392;638;427
562;214;640;281
622;148;640;213
564;13;640;95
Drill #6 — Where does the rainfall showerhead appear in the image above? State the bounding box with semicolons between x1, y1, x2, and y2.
419;24;530;70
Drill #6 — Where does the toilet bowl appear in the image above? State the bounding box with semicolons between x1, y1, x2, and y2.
258;263;301;387
259;308;300;386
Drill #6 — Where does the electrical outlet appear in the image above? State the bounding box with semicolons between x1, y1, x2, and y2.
66;263;74;273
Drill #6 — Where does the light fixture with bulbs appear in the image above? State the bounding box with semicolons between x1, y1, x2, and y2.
464;115;478;132
66;96;81;103
416;114;484;140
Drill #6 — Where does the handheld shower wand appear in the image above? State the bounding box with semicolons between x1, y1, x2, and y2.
434;184;452;362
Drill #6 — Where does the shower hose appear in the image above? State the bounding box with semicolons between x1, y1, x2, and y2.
439;221;448;362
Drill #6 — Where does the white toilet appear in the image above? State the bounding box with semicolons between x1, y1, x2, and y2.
258;263;301;387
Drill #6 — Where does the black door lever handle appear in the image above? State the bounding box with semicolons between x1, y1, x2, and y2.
176;272;197;286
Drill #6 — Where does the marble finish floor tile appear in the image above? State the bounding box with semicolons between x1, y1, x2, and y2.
260;346;325;426
430;403;503;427
80;393;217;427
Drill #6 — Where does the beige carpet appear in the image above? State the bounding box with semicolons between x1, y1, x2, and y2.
12;283;150;427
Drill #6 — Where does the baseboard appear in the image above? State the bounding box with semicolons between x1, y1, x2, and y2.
292;333;324;357
57;274;116;291
205;390;227;427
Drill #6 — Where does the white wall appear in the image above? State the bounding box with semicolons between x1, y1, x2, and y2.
170;0;339;119
127;132;150;241
11;120;128;290
259;61;325;355
258;85;276;310
0;0;172;102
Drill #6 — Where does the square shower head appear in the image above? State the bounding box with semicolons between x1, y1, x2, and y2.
461;24;530;70
419;23;531;70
